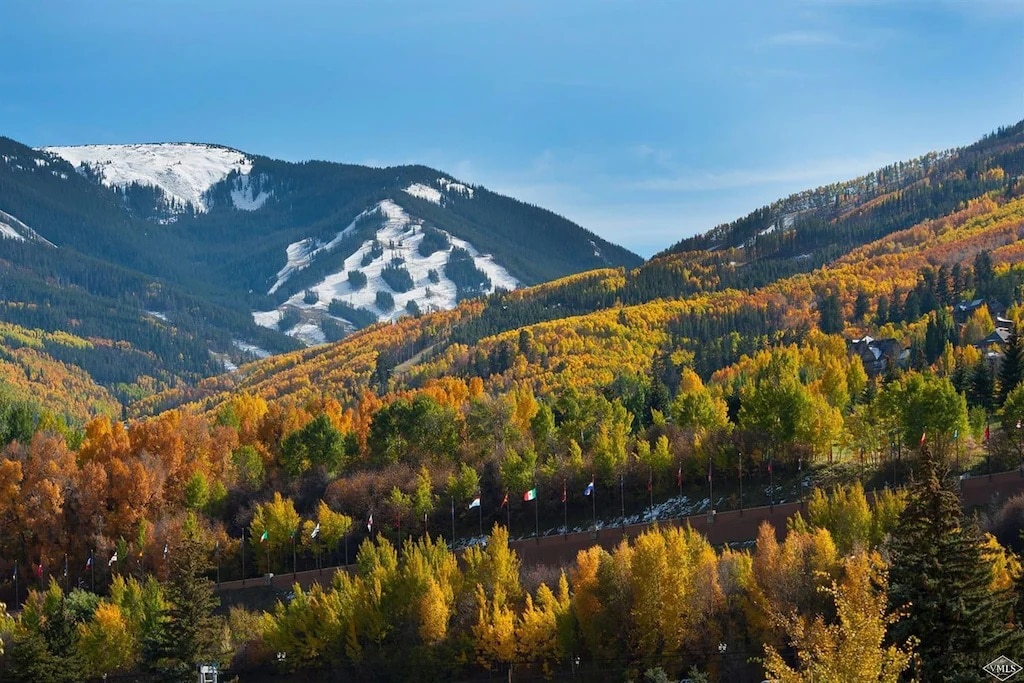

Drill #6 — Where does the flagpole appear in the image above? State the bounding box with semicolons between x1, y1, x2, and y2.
619;474;624;526
241;529;246;587
649;466;654;519
90;550;95;592
563;480;567;537
534;487;540;540
708;457;713;518
450;497;456;547
592;475;597;530
63;553;68;594
13;561;17;609
292;531;297;578
478;498;483;537
738;456;744;516
505;494;510;531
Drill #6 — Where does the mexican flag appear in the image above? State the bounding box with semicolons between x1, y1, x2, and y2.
523;488;537;502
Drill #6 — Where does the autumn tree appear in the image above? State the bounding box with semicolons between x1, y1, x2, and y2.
763;553;913;682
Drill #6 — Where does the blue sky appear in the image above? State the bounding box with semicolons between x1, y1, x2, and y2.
2;1;1022;256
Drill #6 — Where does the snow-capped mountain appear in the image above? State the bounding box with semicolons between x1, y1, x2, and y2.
0;133;641;386
255;199;519;344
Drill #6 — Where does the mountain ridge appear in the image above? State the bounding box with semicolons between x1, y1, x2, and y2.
0;134;642;407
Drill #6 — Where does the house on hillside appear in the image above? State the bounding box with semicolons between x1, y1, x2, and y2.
976;328;1011;366
850;336;906;376
954;298;1007;325
996;316;1015;332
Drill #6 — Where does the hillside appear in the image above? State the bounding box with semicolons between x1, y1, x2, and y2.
0;135;641;405
138;121;1024;415
4;123;1024;683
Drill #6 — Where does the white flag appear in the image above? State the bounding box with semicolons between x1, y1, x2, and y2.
311;522;320;538
108;552;117;567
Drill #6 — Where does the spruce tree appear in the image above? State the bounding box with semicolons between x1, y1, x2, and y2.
997;330;1022;407
888;443;1023;681
145;535;222;681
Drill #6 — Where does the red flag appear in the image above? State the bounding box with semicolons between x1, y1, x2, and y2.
35;563;43;579
919;432;927;447
500;492;509;508
767;462;772;474
985;424;991;442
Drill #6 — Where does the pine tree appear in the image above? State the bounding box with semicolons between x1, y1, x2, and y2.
887;443;1023;681
997;330;1022;407
144;535;222;681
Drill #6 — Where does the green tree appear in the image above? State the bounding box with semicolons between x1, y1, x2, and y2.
997;330;1022;407
280;413;347;477
887;443;1024;681
145;535;222;680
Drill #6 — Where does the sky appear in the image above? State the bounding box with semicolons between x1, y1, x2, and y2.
2;1;1022;257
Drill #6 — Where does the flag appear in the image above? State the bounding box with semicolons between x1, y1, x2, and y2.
63;555;68;578
108;552;117;567
584;480;594;496
646;473;652;492
767;462;772;474
35;563;43;579
311;522;321;538
523;487;537;502
561;481;567;504
11;562;16;580
708;460;713;483
500;492;509;508
468;496;481;509
367;513;373;532
953;428;959;439
985;424;991;442
919;432;927;447
163;542;169;559
677;466;683;488
259;529;268;543
84;556;93;570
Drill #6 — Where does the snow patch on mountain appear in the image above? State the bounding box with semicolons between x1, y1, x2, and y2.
41;143;254;213
438;177;474;198
0;209;56;246
229;174;272;211
267;210;367;295
404;183;442;204
404;177;475;206
253;199;519;344
233;340;272;359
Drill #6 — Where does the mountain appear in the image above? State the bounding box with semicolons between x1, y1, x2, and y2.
139;120;1024;415
0;136;641;407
